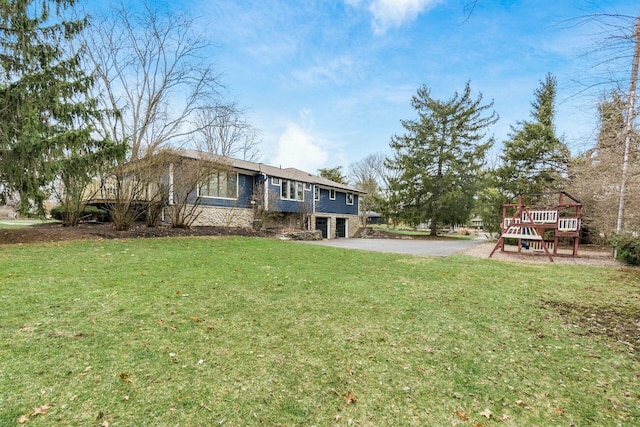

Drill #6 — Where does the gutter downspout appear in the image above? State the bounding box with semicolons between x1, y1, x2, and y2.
263;173;268;210
168;162;174;205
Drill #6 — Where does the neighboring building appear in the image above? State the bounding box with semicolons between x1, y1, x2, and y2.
468;216;483;229
365;211;384;225
86;150;364;239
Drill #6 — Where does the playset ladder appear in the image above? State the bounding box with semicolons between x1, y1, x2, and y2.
501;225;542;240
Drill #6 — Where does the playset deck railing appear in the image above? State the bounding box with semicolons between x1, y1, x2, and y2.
558;218;579;232
503;210;579;233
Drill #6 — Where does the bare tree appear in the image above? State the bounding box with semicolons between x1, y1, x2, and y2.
566;12;640;235
570;92;640;239
615;15;640;233
348;153;389;224
94;149;225;230
83;1;223;160
98;155;168;230
249;180;277;229
161;152;221;229
191;103;261;161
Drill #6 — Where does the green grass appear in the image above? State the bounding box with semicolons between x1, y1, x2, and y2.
0;219;54;229
369;225;433;236
1;236;639;426
369;225;479;239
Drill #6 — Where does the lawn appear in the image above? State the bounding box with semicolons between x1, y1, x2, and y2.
368;225;478;240
0;219;54;229
1;236;638;426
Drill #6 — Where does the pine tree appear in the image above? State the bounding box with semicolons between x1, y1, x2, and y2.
318;166;347;184
496;74;569;200
384;82;497;235
0;0;123;218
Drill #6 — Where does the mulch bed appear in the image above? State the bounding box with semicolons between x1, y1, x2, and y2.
1;224;452;245
0;222;271;245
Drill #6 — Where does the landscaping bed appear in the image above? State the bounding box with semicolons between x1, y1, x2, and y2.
0;221;271;245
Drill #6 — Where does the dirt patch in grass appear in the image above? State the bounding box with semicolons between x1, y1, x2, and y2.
0;221;271;245
543;300;640;354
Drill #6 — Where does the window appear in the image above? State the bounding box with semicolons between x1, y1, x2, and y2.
346;193;354;205
272;177;281;186
296;182;304;201
304;183;312;191
280;179;304;201
329;189;336;200
314;187;320;201
200;170;238;199
289;180;296;200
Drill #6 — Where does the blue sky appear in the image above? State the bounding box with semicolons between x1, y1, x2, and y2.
92;0;640;174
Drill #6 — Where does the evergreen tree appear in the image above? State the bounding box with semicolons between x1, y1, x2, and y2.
318;166;347;184
473;169;504;235
0;0;123;218
496;74;569;200
384;82;497;235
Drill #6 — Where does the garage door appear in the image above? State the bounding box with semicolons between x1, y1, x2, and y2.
315;217;328;239
336;218;346;238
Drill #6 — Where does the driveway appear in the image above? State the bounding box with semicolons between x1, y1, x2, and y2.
299;237;484;257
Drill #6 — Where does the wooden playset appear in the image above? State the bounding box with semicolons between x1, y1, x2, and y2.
489;192;582;262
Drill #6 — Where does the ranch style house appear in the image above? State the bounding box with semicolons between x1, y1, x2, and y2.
88;149;364;239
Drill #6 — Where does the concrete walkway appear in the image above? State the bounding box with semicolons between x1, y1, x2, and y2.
298;237;484;257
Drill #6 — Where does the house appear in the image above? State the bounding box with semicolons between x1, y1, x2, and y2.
87;150;365;238
179;150;364;238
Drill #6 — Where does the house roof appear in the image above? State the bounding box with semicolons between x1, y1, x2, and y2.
179;149;364;194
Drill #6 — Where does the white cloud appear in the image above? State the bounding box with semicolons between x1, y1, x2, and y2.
290;55;356;87
273;123;329;172
352;0;442;35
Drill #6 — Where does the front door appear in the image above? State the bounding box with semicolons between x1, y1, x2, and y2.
315;217;328;239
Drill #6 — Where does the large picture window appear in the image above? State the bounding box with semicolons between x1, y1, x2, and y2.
200;170;238;199
280;179;304;201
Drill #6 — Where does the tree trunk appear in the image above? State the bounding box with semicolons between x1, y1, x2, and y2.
616;14;640;233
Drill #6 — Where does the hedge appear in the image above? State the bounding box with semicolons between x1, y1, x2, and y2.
610;234;640;266
50;205;109;223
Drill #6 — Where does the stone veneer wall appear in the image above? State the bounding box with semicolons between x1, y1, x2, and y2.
186;207;361;236
344;215;362;238
191;206;254;228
